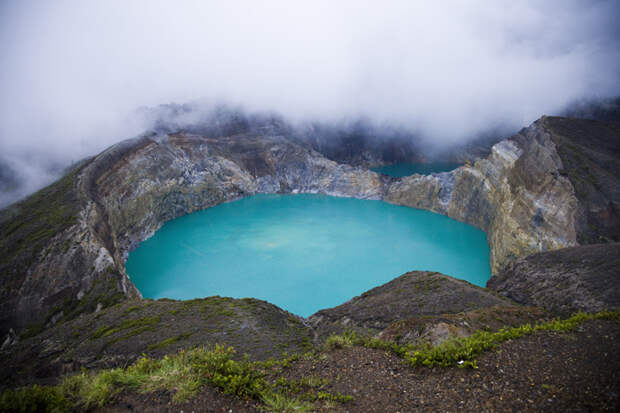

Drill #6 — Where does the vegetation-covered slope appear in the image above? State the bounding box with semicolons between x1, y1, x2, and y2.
0;115;619;411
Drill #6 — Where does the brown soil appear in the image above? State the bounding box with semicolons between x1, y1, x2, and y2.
100;387;261;413
99;318;620;412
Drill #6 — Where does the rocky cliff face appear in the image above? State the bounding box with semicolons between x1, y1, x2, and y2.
543;117;620;243
0;131;386;337
82;132;386;262
0;116;618;338
385;117;614;272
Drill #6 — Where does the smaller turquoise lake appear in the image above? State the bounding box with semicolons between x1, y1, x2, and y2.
126;194;491;317
371;162;461;177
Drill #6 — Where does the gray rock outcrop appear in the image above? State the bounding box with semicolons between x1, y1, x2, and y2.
308;270;514;337
487;243;620;315
386;116;619;273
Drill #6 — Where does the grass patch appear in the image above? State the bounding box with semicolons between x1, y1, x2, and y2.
324;331;357;350
147;332;192;351
326;309;620;369
272;375;353;404
406;309;619;368
0;385;69;413
261;392;313;412
91;316;161;339
1;345;352;412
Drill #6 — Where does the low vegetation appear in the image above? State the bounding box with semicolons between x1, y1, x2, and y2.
0;167;81;268
91;316;162;339
0;385;69;413
325;309;620;369
0;345;351;412
147;332;193;351
2;309;617;412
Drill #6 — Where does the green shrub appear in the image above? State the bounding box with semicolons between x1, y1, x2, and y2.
188;345;266;399
60;369;129;409
324;331;360;350
261;391;313;412
0;385;69;413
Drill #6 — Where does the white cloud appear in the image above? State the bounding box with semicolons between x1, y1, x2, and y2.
0;0;619;203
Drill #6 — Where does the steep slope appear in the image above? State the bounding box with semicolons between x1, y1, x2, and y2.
0;115;618;341
0;132;386;338
488;243;620;315
0;296;313;389
544;116;620;243
386;116;620;273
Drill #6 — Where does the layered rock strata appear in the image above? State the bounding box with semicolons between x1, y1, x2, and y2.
386;116;619;272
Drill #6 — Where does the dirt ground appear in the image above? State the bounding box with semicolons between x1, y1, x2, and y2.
100;318;620;412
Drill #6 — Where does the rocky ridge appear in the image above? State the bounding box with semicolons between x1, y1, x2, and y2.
309;271;514;338
0;115;618;342
0;132;386;337
386;117;588;272
488;242;620;316
0;270;542;389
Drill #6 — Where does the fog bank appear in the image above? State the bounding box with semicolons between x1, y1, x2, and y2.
1;1;619;206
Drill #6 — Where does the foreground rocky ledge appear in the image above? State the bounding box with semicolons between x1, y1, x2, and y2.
2;300;618;412
0;271;524;387
3;264;617;391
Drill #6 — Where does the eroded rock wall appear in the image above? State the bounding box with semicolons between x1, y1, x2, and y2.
543;117;620;243
386;118;581;272
0;131;388;337
83;133;386;263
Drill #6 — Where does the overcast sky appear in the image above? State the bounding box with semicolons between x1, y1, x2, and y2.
1;0;619;204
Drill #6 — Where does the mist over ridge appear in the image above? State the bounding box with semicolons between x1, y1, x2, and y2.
1;1;620;207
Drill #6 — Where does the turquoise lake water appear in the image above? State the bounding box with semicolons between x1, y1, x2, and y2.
126;194;491;317
371;162;461;177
